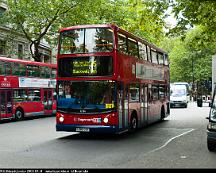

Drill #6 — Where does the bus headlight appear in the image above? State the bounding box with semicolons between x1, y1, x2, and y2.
103;117;109;123
59;116;64;123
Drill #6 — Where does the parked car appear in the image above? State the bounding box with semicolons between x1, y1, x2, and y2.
206;89;216;151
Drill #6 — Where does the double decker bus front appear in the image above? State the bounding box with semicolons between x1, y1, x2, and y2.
56;25;119;133
56;81;119;133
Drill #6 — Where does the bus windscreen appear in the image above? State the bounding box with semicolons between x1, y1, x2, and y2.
57;81;116;113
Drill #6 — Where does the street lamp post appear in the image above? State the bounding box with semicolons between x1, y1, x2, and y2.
192;56;195;89
192;55;196;101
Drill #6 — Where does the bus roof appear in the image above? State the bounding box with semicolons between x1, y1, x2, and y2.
173;82;189;85
59;24;167;54
0;56;56;68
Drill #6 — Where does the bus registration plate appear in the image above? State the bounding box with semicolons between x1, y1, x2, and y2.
76;128;90;132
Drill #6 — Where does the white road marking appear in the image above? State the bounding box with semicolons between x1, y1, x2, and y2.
148;128;195;153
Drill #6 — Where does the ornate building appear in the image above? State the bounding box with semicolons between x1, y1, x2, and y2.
0;2;56;63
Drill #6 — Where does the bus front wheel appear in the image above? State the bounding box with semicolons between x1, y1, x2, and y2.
15;109;24;121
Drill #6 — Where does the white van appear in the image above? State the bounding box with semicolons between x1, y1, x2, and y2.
170;84;190;108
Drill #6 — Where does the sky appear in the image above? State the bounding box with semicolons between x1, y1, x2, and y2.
164;6;177;29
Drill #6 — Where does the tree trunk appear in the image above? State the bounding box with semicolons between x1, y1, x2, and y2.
34;48;41;62
30;42;41;62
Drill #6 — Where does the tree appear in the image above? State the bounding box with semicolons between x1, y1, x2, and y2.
159;0;216;87
1;0;99;61
1;0;169;61
170;0;216;38
160;26;214;83
117;0;169;44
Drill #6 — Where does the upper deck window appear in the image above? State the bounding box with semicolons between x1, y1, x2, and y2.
151;50;158;64
138;42;147;61
0;61;12;75
164;54;169;66
60;28;114;54
40;66;51;78
51;68;57;78
147;46;151;62
117;33;127;54
128;38;138;57
27;65;40;77
4;62;11;75
158;53;164;65
12;63;26;76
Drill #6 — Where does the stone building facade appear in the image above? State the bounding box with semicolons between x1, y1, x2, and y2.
0;2;56;63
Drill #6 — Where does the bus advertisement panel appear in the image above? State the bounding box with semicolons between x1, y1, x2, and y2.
56;24;170;134
0;56;57;121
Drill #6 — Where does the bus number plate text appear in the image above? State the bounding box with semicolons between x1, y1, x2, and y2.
76;128;90;132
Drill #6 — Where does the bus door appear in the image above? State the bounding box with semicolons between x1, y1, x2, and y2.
117;83;129;130
147;84;154;123
0;90;13;119
43;89;53;114
141;85;148;126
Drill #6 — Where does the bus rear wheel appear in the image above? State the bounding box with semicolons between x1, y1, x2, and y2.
160;107;165;121
15;109;24;121
130;115;138;132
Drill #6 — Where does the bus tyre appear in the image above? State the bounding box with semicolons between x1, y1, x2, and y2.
207;139;216;152
160;107;165;121
130;115;137;132
15;109;24;121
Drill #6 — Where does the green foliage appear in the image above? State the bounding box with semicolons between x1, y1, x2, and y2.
1;0;99;61
0;0;169;61
1;0;215;87
119;0;169;44
170;0;216;37
160;26;214;83
160;0;216;85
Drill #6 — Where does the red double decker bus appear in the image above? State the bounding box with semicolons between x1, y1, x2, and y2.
56;24;170;134
0;56;57;121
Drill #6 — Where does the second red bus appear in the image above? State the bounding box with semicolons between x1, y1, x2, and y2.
0;56;57;121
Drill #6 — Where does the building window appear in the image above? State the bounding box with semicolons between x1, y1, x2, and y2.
18;44;23;59
0;40;6;55
0;7;6;17
43;54;50;63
